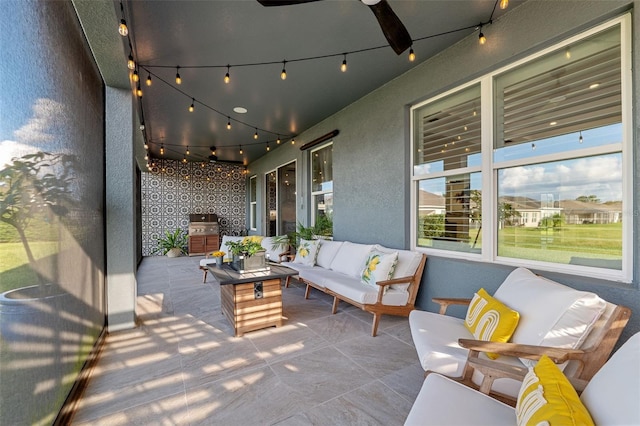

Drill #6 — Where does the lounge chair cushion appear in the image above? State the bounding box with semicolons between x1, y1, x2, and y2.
464;288;520;359
405;373;516;426
493;268;606;366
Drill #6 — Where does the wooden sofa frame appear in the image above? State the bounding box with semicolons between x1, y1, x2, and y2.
432;297;631;406
300;254;427;337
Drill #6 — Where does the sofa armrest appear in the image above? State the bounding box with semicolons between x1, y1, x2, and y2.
280;253;295;262
458;339;585;364
432;297;472;315
376;275;414;287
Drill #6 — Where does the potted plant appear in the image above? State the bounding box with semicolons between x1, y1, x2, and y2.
153;228;188;257
225;236;269;272
210;250;226;267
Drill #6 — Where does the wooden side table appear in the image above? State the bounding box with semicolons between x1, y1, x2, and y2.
207;264;298;337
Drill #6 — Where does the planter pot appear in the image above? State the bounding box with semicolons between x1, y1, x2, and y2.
166;247;182;258
214;256;224;267
231;250;270;273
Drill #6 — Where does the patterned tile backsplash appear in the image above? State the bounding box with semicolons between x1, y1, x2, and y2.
141;159;247;256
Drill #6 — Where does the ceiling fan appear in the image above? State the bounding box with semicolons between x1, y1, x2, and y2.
208;147;244;165
256;0;413;55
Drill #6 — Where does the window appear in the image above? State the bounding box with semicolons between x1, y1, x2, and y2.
311;143;333;227
411;16;632;282
249;175;257;230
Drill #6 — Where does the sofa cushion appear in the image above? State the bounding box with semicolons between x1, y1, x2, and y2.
292;239;320;266
516;355;594;426
360;250;398;287
298;267;344;290
316;240;344;269
261;236;287;263
324;275;409;306
494;268;606;366
465;288;520;359
281;261;314;274
405;373;516;426
579;332;640;425
373;245;423;290
329;242;374;278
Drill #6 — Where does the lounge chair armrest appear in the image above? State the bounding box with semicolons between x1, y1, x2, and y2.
432;297;473;315
459;339;585;364
376;275;414;287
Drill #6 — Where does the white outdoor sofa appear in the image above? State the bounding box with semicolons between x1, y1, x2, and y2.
408;267;631;402
282;239;427;336
404;331;640;425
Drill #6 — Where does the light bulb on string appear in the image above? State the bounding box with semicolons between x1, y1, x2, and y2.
341;54;347;72
408;47;416;62
579;131;583;144
175;66;182;84
227;118;231;130
144;142;148;149
136;84;142;97
224;65;230;84
291;139;295;145
478;26;487;45
281;61;287;80
266;142;270;152
182;155;187;164
239;145;243;155
186;146;190;155
254;129;258;140
146;74;152;86
160;145;165;155
499;0;509;9
276;135;281;144
189;98;195;112
132;69;139;82
127;53;135;70
118;19;128;36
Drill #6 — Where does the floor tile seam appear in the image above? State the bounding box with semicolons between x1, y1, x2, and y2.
260;338;334;366
180;355;271;392
332;344;380;382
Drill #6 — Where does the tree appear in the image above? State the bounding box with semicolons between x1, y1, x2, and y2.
0;152;76;285
498;202;521;227
576;195;601;203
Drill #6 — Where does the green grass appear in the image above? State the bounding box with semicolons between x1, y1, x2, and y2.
0;242;59;293
419;222;622;268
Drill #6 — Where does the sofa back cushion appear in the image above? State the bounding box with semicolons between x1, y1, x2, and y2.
316;240;344;269
373;245;423;290
330;242;374;278
494;268;606;361
579;332;640;425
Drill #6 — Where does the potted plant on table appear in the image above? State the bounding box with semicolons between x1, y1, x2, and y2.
210;250;226;267
153;228;188;257
225;236;269;272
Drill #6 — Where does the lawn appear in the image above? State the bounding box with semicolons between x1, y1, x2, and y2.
0;242;60;293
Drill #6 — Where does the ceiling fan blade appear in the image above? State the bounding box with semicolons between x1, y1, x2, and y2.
366;0;412;55
257;0;321;6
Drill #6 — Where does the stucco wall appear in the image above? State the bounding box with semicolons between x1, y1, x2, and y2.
248;1;640;343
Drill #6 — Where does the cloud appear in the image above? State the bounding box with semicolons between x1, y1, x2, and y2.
500;155;623;201
0;140;40;168
12;98;68;145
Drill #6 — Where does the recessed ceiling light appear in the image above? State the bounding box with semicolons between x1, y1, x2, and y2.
589;83;600;89
549;121;557;126
233;107;247;114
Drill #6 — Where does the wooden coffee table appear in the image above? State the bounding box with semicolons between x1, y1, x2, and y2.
206;263;298;336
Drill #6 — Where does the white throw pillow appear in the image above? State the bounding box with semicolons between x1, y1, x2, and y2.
261;236;287;263
360;250;398;287
329;242;375;278
292;239;320;266
316;240;344;269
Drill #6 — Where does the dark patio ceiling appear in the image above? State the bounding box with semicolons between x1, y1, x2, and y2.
74;0;523;165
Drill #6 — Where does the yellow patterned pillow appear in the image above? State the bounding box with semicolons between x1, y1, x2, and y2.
516;355;594;426
464;288;520;359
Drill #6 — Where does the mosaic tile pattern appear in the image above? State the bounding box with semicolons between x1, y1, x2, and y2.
141;159;247;255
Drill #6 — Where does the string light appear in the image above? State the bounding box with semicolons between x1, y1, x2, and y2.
146;73;152;86
341;54;347;72
266;142;270;152
186;146;190;155
239;145;243;155
144;142;148;149
211;146;216;155
175;66;182;84
132;69;139;82
579;131;583;144
408;47;416;62
119;19;128;36
291;139;295;145
136;84;142;97
277;135;281;144
182;155;187;163
160;144;165;155
224;65;230;84
227;118;231;130
499;0;509;9
281;61;287;80
189;98;195;112
127;53;135;70
478;26;486;45
254;129;259;140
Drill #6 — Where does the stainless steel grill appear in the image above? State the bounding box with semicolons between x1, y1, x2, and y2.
188;214;220;255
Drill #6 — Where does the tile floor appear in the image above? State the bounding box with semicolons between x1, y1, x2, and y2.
72;255;425;425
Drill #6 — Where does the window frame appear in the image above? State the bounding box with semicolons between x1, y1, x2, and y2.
310;141;333;227
410;14;633;283
249;175;257;231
